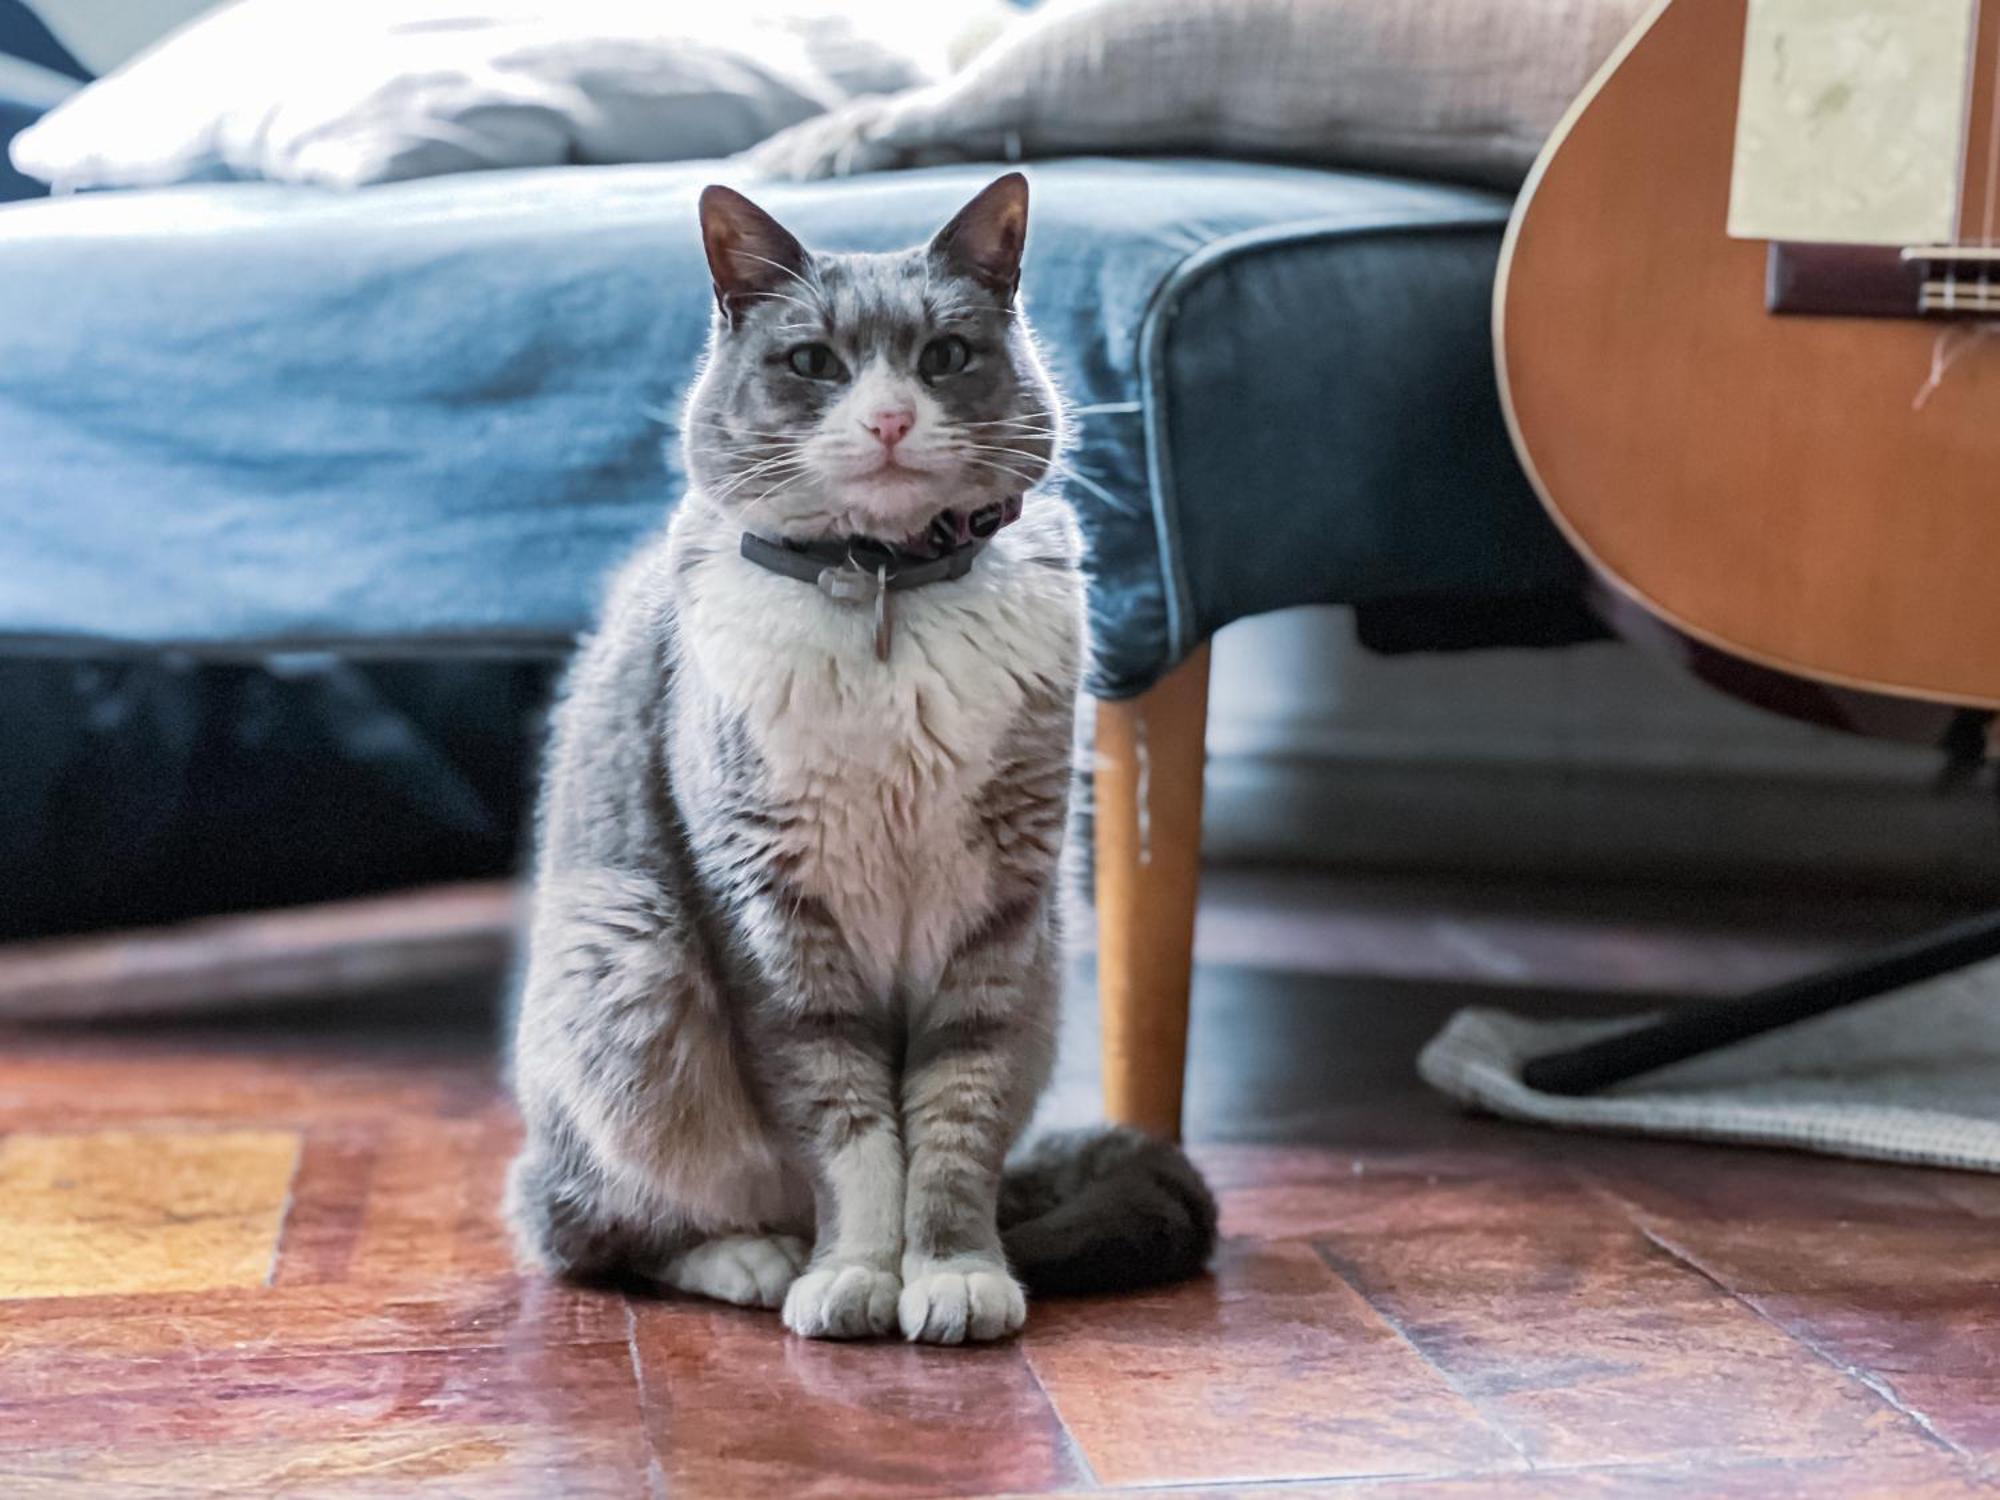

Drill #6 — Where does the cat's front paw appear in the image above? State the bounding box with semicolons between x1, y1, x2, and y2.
898;1260;1026;1344
782;1262;902;1340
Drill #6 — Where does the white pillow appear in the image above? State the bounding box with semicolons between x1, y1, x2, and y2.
11;0;1016;191
744;0;1653;189
24;1;223;76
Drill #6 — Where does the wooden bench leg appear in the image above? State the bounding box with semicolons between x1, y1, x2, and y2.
1093;644;1210;1142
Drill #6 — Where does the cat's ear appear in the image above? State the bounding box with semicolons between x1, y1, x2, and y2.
699;185;812;323
929;172;1028;304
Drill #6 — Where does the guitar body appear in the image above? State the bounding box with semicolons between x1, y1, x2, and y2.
1498;0;2000;709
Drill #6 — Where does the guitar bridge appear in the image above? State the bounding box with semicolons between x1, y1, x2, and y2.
1907;246;2000;315
1768;243;2000;320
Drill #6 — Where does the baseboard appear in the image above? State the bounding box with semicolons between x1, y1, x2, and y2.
1202;752;2000;896
1199;610;2000;896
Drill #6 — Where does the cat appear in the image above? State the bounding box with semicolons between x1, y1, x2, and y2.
506;173;1215;1344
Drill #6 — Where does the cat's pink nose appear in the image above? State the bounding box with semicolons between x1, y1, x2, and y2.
865;408;915;448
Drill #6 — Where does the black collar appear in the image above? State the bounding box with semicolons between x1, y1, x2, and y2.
738;532;988;600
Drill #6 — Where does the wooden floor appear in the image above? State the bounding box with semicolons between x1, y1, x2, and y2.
1;875;1997;1498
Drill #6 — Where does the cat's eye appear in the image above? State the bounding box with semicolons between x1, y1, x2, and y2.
919;335;972;379
786;343;844;381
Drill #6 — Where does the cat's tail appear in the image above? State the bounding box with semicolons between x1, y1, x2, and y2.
998;1126;1218;1296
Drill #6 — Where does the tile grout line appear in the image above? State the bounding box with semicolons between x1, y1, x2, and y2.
261;1128;308;1290
984;1446;1997;1496
1621;1210;1997;1485
977;1470;1495;1498
1017;1340;1104;1492
0;1461;220;1499
1020;1472;1496;1496
624;1300;673;1500
1307;1240;1537;1476
1564;1158;1993;1477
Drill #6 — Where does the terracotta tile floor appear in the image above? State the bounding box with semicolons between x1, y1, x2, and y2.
1;876;1997;1498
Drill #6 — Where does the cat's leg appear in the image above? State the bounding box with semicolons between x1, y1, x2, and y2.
511;1133;804;1306
510;870;797;1298
897;904;1061;1344
742;903;907;1340
768;1004;906;1339
507;1118;692;1283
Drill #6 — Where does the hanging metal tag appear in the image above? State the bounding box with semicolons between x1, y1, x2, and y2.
816;564;878;607
814;562;893;662
872;565;892;661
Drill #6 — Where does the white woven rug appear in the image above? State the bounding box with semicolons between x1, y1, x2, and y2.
1418;959;2000;1172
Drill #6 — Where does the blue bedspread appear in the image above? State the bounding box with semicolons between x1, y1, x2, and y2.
0;157;1575;696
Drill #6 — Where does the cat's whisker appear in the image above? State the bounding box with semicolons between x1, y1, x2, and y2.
713;470;813;510
736;491;841;543
736;485;807;526
947;444;1058;469
955;456;1049;490
727;248;823;297
958;427;1058;439
744;290;826;321
958;445;1094;487
694;442;809;462
710;451;809;481
688;442;799;459
728;484;804;530
725;459;814;492
710;456;815;505
691;451;804;473
690;419;808;440
726;252;830;322
949;429;1059;444
716;443;811;465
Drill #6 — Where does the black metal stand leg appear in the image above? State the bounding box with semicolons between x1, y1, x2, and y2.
1521;909;2000;1097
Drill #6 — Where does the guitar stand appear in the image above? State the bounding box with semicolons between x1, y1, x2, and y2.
1522;908;2000;1097
1524;711;2000;1096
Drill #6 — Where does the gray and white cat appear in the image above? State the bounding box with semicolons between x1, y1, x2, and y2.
507;174;1214;1344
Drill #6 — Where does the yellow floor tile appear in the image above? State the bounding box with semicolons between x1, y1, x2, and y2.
0;1129;300;1299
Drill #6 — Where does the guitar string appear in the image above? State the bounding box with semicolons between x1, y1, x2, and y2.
1984;0;2000;319
1953;0;2000;371
1945;2;1969;307
1923;0;1994;393
1971;0;2000;313
1948;0;1989;307
1987;0;2000;247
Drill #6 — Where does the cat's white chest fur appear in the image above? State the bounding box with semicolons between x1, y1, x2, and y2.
679;529;1080;997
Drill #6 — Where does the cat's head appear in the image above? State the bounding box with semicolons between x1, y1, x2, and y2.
683;173;1061;547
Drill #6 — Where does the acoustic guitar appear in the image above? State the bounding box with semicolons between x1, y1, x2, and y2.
1497;0;2000;711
